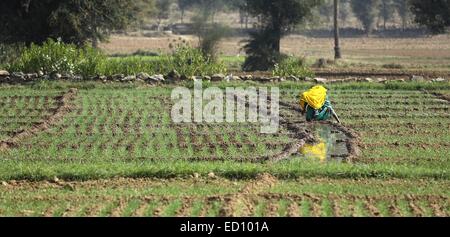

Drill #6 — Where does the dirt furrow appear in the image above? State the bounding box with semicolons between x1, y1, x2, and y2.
176;198;194;217
110;198;128;217
133;201;149;217
404;195;425;217
389;200;402;217
287;200;300;217
428;197;447;217
303;194;322;217
0;88;78;151
330;196;343;217
422;90;450;103
219;173;277;217
85;203;106;217
43;205;56;217
265;200;279;217
62;205;81;217
365;197;381;217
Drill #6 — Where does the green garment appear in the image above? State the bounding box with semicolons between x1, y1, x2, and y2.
305;98;333;121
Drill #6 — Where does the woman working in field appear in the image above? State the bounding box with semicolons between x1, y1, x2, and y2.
299;85;341;123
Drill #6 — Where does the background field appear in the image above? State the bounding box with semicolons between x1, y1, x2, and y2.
100;34;450;71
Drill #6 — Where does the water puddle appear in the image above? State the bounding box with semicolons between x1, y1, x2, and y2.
297;123;349;162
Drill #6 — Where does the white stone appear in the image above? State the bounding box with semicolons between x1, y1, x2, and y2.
211;73;225;81
0;70;9;76
137;72;150;80
411;75;425;82
432;77;446;82
149;74;165;82
314;77;327;83
207;172;216;179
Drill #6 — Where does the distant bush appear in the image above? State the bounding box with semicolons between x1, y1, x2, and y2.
160;47;227;77
272;57;314;79
0;43;24;68
9;39;106;78
101;47;226;77
100;57;159;76
382;63;404;69
192;12;230;62
109;50;160;58
8;39;226;78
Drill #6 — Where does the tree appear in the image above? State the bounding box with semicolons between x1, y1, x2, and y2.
242;0;322;71
0;0;138;46
155;0;172;30
379;0;395;30
229;0;250;28
351;0;381;34
410;0;450;34
191;11;229;61
334;0;342;59
339;0;352;27
393;0;412;30
319;0;334;25
135;0;156;28
194;0;226;23
177;0;195;23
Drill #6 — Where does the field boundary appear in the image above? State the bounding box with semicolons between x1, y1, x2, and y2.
422;90;450;103
0;88;78;151
329;122;361;163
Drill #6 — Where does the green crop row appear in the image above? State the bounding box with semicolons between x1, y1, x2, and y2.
0;177;448;217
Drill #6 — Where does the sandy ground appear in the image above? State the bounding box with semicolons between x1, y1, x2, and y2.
99;34;450;57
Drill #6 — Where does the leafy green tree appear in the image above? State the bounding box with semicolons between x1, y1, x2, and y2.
191;11;229;61
319;0;334;24
242;0;321;71
227;0;250;28
177;0;196;23
155;0;172;30
379;0;395;30
135;0;156;27
393;0;412;30
0;0;138;46
351;0;381;34
339;0;352;26
195;0;226;23
410;0;450;33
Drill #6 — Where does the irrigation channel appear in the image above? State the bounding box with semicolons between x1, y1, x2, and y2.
277;100;359;163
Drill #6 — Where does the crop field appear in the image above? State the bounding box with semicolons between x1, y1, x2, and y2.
0;81;449;217
2;88;293;162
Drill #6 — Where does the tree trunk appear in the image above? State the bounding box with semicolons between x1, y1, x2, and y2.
271;23;281;53
383;2;387;30
92;38;98;48
181;9;184;23
334;0;342;59
274;36;280;53
402;16;407;31
245;15;248;29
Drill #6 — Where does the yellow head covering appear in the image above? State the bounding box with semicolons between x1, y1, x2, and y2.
300;85;327;110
